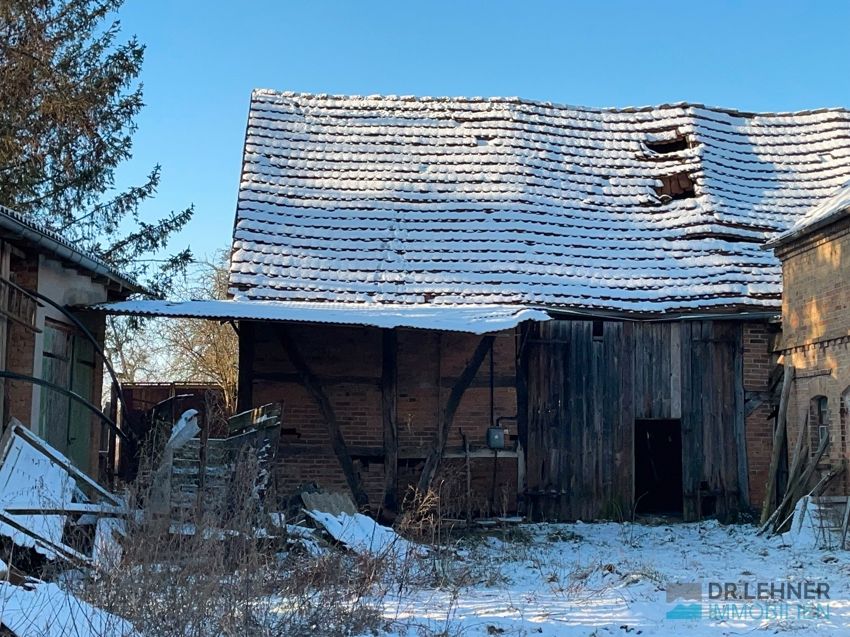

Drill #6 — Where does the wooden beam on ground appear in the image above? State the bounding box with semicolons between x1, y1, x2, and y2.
9;422;123;506
276;327;370;510
3;503;129;516
760;364;794;525
0;510;88;564
786;411;809;498
418;334;496;493
381;329;399;517
759;428;829;536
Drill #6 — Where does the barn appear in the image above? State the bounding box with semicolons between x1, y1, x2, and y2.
100;90;850;521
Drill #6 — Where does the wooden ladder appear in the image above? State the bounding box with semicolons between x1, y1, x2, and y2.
811;496;850;550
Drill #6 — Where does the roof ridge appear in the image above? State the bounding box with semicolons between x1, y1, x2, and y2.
250;88;850;119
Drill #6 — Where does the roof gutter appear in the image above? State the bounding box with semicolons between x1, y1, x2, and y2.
0;206;145;295
543;306;780;323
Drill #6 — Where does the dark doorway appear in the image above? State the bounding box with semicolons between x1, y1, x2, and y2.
634;419;683;515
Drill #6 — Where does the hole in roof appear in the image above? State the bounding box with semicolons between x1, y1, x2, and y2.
644;135;689;155
655;172;696;202
475;134;496;147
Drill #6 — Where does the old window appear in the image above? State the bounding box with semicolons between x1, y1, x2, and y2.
655;172;696;201
592;319;604;341
810;395;830;457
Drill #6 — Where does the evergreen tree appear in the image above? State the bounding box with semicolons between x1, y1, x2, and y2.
0;0;192;295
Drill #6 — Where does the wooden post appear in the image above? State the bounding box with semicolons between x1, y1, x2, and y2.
461;430;472;527
381;329;399;517
276;327;370;510
760;364;795;524
418;334;495;493
236;321;255;413
0;241;9;424
515;325;529;516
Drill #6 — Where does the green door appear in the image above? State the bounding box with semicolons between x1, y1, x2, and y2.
40;323;72;452
68;337;95;470
40;321;96;471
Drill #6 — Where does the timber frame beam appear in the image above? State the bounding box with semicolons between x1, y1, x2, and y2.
417;334;496;493
276;326;370;510
381;329;399;516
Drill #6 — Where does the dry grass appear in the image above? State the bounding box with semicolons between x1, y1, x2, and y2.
73;452;392;637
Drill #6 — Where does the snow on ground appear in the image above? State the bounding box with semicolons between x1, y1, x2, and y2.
0;581;138;637
376;520;850;636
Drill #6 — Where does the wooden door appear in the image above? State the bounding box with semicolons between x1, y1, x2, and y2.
68;337;96;470
40;321;73;452
522;320;634;520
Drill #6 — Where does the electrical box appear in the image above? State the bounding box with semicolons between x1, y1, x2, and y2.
487;426;506;450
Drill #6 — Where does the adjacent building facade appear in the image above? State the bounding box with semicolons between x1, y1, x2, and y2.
769;185;850;497
0;206;139;477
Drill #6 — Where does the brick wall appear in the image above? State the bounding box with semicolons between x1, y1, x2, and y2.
777;215;850;495
742;321;778;506
249;323;518;514
3;253;38;426
778;217;850;350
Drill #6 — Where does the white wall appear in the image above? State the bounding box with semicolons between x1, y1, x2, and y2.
29;256;109;433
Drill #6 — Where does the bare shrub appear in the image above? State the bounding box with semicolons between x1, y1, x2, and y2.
76;452;389;636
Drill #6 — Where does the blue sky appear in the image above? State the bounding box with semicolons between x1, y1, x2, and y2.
117;0;850;263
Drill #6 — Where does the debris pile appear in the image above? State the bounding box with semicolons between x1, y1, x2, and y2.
301;491;425;559
0;420;134;635
0;403;284;636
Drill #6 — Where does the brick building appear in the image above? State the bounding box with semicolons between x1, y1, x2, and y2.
768;184;850;496
0;206;139;477
100;91;850;521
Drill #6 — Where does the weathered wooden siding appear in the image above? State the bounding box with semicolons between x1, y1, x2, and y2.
679;321;747;520
521;320;634;520
522;319;747;522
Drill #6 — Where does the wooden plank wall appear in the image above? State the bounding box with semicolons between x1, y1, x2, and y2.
522;320;634;520
522;319;746;522
680;321;746;520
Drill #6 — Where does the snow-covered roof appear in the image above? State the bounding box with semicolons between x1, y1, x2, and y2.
0;205;143;294
229;90;850;315
93;299;550;334
766;181;850;248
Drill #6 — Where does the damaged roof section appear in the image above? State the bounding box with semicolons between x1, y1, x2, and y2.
229;90;850;314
